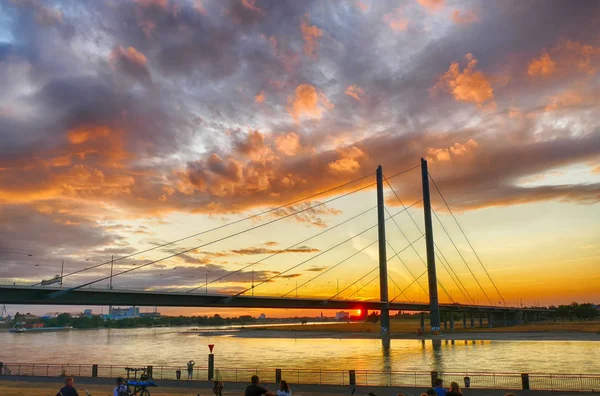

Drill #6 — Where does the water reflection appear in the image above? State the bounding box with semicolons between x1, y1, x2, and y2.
431;339;444;372
381;337;391;372
0;328;598;374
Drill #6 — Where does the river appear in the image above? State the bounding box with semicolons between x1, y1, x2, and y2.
1;327;598;374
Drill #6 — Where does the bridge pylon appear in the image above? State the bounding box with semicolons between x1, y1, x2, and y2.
421;158;441;333
376;165;390;336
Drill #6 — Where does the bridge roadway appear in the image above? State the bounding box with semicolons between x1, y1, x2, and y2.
0;285;548;313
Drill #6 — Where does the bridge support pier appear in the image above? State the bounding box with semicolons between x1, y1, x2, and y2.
503;311;508;327
420;312;425;333
450;313;454;332
443;312;448;330
479;315;483;328
488;312;493;328
470;312;474;328
462;312;467;329
376;166;390;336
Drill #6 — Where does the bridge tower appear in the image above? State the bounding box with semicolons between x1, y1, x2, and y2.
376;165;390;335
421;158;441;332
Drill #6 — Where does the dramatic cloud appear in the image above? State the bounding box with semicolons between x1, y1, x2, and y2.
418;0;445;12
230;246;320;255
433;53;495;108
383;8;408;32
275;132;301;156
254;90;266;103
300;16;323;57
451;10;479;25
287;84;333;121
345;84;364;101
528;53;556;77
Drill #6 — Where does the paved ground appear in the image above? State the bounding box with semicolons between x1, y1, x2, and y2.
0;376;588;396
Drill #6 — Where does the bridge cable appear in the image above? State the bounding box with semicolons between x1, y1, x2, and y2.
32;171;380;286
429;207;493;305
383;175;474;304
280;240;378;298
328;233;424;300
428;173;506;306
47;183;380;298
382;179;469;304
383;208;458;303
385;240;427;294
386;274;414;303
390;269;427;303
234;200;423;297
345;273;380;300
329;266;378;300
189;205;377;293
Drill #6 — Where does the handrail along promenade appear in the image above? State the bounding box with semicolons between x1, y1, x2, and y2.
0;362;598;392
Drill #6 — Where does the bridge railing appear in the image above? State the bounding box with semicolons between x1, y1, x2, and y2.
1;362;598;392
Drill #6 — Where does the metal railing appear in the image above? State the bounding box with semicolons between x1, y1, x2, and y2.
0;362;598;392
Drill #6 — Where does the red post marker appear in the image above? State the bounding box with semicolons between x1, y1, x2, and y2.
208;344;215;353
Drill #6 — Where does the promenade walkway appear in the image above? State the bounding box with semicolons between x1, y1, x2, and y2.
0;376;589;396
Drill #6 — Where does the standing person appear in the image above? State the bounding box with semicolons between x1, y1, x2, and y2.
113;377;128;396
56;377;79;396
187;360;195;380
277;380;291;396
213;369;224;396
245;375;275;396
433;378;447;396
447;382;462;396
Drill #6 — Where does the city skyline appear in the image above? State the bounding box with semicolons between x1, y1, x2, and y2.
0;0;599;316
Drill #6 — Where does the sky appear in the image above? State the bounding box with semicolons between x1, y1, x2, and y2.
0;0;599;317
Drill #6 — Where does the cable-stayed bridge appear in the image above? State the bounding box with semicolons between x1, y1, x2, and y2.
0;159;550;334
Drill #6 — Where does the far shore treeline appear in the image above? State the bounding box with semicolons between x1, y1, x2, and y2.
3;302;597;330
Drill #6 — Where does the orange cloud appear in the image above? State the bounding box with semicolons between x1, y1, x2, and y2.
110;45;147;68
328;146;365;173
254;90;266;103
528;53;556;77
135;0;168;8
355;1;370;12
383;8;408;32
433;53;494;107
275;132;301;156
418;0;444;12
556;39;600;75
300;17;323;57
345;84;364;101
287;84;333;122
427;139;478;162
194;0;206;14
545;90;583;112
452;10;479;24
241;0;262;13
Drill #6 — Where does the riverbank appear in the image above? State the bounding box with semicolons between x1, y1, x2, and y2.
0;377;587;396
197;328;600;341
226;319;600;341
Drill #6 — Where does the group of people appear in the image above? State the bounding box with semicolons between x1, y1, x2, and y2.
56;372;521;396
245;375;291;396
418;378;464;396
409;378;515;396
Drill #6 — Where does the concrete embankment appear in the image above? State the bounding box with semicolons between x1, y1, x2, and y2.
0;376;587;396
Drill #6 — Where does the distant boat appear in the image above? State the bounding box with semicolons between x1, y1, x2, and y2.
9;322;72;333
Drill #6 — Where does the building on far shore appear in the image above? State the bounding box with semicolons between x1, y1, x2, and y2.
335;311;350;321
83;309;93;317
103;306;140;320
258;313;267;320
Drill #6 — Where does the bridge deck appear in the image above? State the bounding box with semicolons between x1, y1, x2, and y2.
0;286;548;312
